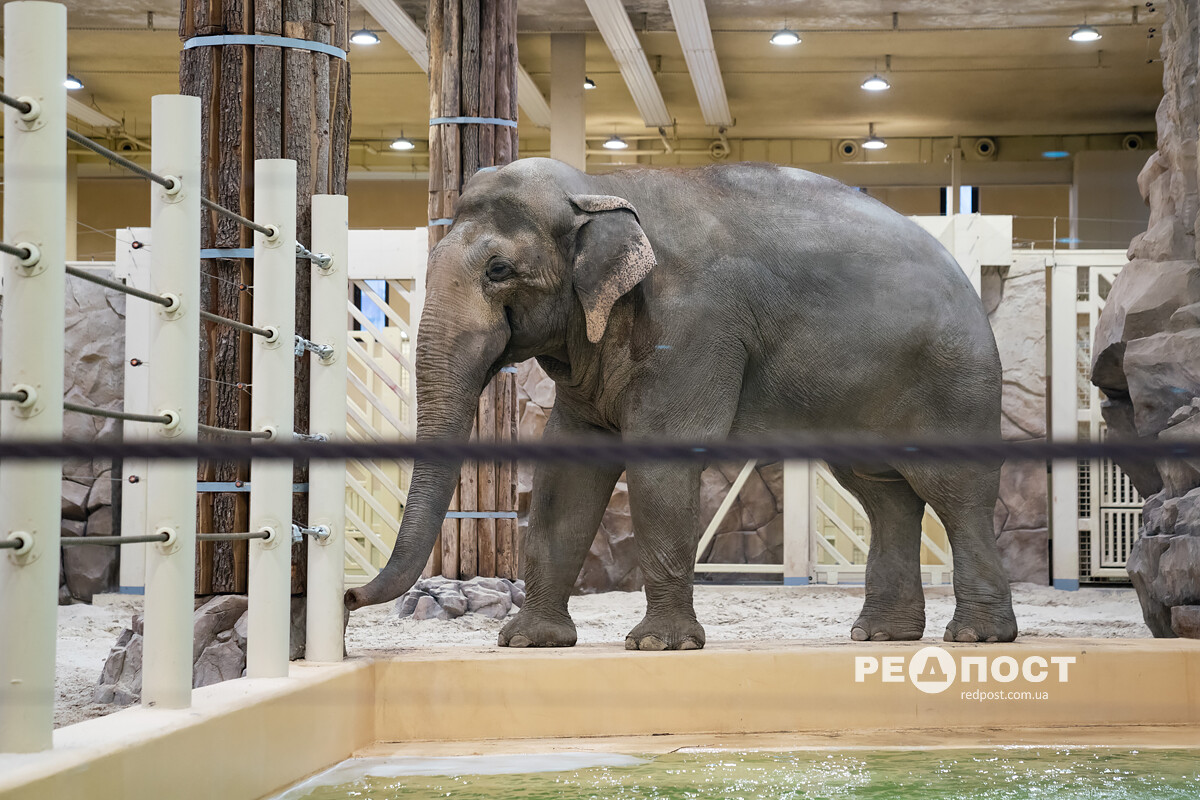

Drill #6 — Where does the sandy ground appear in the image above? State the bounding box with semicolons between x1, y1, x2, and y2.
57;583;1146;728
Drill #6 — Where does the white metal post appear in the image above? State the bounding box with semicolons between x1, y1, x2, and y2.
0;0;67;753
306;194;349;662
782;460;811;585
141;95;202;709
1049;261;1080;590
247;159;297;678
116;228;153;594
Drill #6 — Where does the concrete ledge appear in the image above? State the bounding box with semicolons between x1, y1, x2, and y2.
2;639;1199;800
374;639;1200;741
0;660;374;800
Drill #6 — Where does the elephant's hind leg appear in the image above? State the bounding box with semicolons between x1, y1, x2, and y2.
901;462;1018;643
828;465;927;641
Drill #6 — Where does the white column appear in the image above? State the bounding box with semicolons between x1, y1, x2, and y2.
117;230;153;593
1049;261;1080;590
782;460;812;585
550;34;586;171
141;95;202;709
0;0;67;753
305;194;349;662
65;154;78;261
247;159;297;678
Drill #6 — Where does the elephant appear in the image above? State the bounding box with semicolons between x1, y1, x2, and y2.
344;157;1018;649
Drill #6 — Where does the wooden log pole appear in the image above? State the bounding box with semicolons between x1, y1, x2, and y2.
180;0;348;599
426;0;520;581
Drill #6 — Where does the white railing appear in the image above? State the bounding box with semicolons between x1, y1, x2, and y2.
0;2;350;751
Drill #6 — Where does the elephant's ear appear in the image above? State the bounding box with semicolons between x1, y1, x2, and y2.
568;194;656;344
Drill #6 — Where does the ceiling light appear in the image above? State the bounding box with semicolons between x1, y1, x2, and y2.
860;74;890;92
1042;150;1071;159
63;74;84;90
862;122;887;150
770;28;801;46
390;136;416;151
1068;24;1101;42
584;77;596;89
602;135;629;150
350;28;380;45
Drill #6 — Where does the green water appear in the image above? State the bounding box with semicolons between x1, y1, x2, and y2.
280;749;1200;800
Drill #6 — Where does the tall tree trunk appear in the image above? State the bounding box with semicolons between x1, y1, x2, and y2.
179;0;349;598
426;0;521;581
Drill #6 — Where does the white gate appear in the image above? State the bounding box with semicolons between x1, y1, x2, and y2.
341;230;425;587
1075;259;1142;580
693;460;953;585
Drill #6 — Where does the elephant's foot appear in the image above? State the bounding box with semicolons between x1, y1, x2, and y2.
943;602;1018;643
498;607;577;648
625;612;706;651
850;607;926;642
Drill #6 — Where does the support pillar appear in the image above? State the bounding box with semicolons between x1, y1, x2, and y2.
0;0;66;753
427;0;520;581
782;460;812;586
1049;261;1080;590
550;33;586;171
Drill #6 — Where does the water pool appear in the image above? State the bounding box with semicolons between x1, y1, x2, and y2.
275;748;1200;799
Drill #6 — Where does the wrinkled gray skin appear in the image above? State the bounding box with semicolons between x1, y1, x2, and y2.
344;158;1018;648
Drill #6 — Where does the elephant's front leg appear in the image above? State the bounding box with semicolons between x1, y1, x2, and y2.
499;409;622;648
624;462;706;650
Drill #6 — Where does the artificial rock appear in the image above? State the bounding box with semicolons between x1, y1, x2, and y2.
1092;0;1200;637
395;577;525;620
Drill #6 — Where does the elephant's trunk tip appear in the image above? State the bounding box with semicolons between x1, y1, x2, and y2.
344;582;396;612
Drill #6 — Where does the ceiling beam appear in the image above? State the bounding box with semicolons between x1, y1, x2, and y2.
0;57;120;128
582;0;672;128
357;0;552;128
666;0;731;128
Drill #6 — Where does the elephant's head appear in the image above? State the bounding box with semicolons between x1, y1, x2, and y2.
344;158;656;610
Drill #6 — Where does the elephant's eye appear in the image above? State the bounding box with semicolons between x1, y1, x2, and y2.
486;259;514;282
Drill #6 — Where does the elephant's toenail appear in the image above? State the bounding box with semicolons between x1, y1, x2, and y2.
955;627;979;643
870;631;891;641
508;634;532;648
985;635;999;643
639;636;667;651
625;638;638;650
850;627;869;641
679;639;700;650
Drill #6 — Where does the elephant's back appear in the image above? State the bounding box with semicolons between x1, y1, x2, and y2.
606;163;1002;436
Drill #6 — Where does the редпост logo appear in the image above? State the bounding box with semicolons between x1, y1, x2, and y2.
854;646;1076;695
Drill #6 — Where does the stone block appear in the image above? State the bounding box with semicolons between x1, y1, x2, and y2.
412;594;449;620
462;583;512;619
1122;329;1200;437
64;536;118;602
194;639;246;688
61;480;90;521
1170;605;1200;638
995;528;1049;585
396;589;428;618
86;471;113;511
192;595;249;662
85;506;113;538
1127;534;1181;637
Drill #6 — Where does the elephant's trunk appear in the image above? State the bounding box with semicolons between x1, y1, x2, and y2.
344;297;500;611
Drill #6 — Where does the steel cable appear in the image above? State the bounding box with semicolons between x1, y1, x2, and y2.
0;436;1196;465
63;402;173;425
199;310;274;339
65;265;173;307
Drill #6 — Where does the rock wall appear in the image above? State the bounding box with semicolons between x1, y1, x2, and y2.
983;260;1050;584
0;273;127;603
1091;0;1200;637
